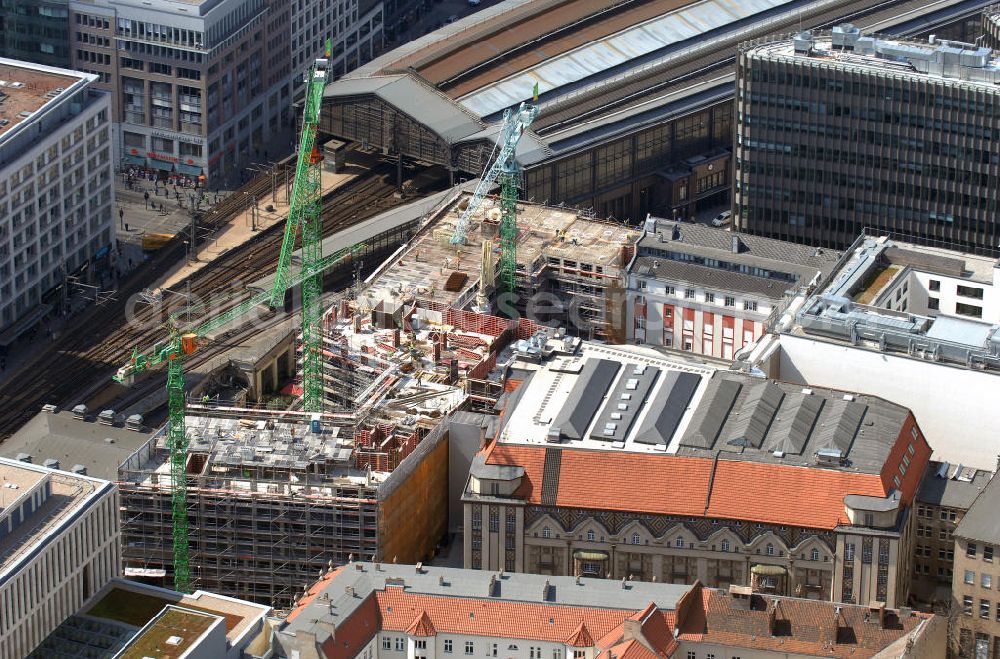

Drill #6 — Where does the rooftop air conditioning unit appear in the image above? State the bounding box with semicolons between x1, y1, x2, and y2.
815;448;843;465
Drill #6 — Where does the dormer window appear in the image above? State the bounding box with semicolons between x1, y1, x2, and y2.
811;548;820;561
632;533;641;545
542;527;551;539
721;540;730;552
766;543;775;556
586;530;595;542
676;537;685;548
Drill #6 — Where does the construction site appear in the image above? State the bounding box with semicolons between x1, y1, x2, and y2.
357;191;639;342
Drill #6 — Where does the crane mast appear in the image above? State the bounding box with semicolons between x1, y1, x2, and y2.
272;57;330;413
450;102;537;251
118;48;352;590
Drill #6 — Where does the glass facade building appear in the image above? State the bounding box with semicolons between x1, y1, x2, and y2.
0;1;70;68
734;26;1000;255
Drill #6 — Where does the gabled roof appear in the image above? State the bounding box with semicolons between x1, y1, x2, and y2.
955;472;1000;544
677;589;934;658
405;610;436;637
377;588;630;643
483;442;896;530
566;620;594;646
324;74;484;143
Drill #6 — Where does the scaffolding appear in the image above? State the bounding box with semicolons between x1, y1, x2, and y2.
118;410;381;610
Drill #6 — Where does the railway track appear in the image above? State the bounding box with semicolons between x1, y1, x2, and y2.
0;163;424;440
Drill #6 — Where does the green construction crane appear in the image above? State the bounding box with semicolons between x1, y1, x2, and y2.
116;47;347;593
450;102;537;298
113;245;361;593
270;55;330;413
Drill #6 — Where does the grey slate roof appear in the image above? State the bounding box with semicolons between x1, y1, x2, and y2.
632;256;797;299
955;473;1000;544
633;371;702;446
917;461;994;510
1;411;149;481
631;218;842;298
324;74;484;143
676;372;911;475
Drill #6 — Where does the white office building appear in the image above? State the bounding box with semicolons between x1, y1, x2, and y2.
0;456;120;658
0;59;114;337
748;234;1000;469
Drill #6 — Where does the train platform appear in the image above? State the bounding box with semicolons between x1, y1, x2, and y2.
150;165;359;292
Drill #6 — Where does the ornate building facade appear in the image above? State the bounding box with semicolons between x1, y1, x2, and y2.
462;344;932;609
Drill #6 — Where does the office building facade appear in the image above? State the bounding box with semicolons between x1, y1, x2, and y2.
0;0;71;67
735;25;1000;255
0;456;120;658
0;59;114;334
68;0;291;185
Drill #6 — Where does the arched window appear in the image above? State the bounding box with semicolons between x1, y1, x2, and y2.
766;543;775;556
721;539;730;552
632;532;641;545
811;548;820;561
542;527;551;539
586;529;595;542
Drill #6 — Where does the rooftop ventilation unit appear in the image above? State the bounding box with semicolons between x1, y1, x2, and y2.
0;80;25;88
815;448;844;465
41;403;58;414
793;31;815;54
17;111;31;118
42;459;59;470
98;409;115;425
71;404;87;419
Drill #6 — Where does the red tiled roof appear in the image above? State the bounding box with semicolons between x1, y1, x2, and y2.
321;594;380;659
287;568;343;623
406;610;436;636
879;414;932;505
676;589;934;658
566;620;594;646
376;587;633;642
485;444;895;530
607;639;661;659
486;445;711;517
706;461;886;529
634;604;675;653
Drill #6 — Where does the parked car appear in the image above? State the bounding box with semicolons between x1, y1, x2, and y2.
446;14;460;23
468;0;482;5
711;210;732;227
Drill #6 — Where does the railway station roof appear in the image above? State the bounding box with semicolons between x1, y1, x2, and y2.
324;0;804;160
324;75;484;144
